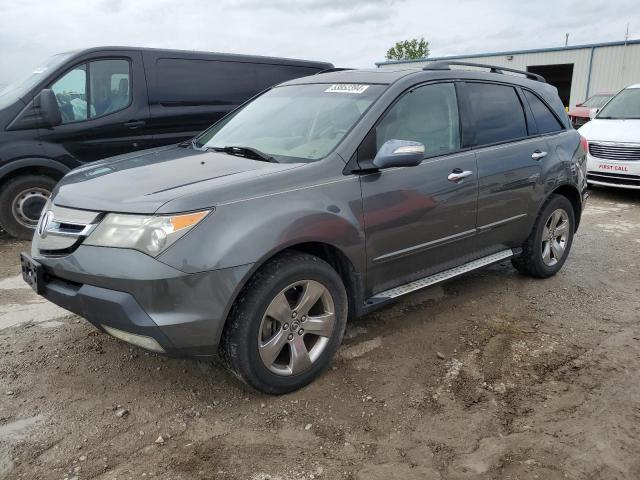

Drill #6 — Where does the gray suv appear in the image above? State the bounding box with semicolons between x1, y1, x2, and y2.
21;62;588;394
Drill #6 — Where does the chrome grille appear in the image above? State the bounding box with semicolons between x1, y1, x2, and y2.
589;142;640;161
32;203;101;255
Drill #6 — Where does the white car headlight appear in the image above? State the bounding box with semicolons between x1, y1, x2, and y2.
85;210;210;256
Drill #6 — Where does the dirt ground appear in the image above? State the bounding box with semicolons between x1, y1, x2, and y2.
1;187;639;480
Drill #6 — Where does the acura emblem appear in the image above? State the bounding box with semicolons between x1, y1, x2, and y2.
38;211;54;238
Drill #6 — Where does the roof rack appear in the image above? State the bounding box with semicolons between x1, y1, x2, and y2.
316;67;354;74
423;61;546;83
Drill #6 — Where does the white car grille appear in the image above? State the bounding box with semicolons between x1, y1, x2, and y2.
589;142;640;162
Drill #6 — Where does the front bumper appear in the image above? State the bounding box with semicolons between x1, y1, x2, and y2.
31;245;253;357
586;154;640;190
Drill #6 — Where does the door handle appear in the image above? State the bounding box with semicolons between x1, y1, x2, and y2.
447;169;473;182
124;120;146;129
531;150;548;160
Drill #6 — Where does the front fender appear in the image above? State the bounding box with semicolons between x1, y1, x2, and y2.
158;176;366;276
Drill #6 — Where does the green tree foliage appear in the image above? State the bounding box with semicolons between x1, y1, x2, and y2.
385;37;430;61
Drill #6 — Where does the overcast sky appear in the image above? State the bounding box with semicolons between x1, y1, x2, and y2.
1;0;638;85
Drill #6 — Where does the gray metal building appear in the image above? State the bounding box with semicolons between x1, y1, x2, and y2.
376;39;640;109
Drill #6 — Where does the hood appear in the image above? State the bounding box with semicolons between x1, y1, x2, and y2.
568;106;591;118
53;145;302;213
578;118;640;144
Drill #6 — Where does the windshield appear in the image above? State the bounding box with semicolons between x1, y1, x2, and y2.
582;94;612;108
597;88;640;119
196;83;385;162
0;52;73;110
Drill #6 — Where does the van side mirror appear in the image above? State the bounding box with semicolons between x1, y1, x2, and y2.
373;140;424;169
5;89;62;131
35;89;62;127
589;108;599;120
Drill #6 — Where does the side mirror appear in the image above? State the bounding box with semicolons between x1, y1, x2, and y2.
35;89;62;127
372;140;424;169
589;108;599;120
5;89;62;131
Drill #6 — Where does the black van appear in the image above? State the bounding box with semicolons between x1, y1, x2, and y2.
0;47;332;238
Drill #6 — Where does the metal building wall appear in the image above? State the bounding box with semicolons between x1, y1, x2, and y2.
377;41;640;108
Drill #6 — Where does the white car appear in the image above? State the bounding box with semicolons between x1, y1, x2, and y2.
578;84;640;189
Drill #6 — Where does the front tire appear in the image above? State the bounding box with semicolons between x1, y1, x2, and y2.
511;194;575;278
220;251;348;394
0;175;56;240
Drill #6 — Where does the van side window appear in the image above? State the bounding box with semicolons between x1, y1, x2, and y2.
375;83;460;157
89;60;131;118
51;65;88;123
153;58;319;108
51;59;131;123
523;90;564;134
466;83;527;146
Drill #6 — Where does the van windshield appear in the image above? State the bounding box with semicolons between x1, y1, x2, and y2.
197;83;385;162
597;88;640;119
0;52;73;110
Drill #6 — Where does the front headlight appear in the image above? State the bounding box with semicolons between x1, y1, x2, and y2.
85;210;210;256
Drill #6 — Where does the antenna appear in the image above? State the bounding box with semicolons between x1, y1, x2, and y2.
625;23;630;44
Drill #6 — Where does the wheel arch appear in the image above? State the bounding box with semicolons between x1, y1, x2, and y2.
0;158;70;188
548;183;582;231
219;241;363;346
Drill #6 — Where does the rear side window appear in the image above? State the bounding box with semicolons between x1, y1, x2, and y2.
465;83;527;146
154;58;318;107
523;90;564;134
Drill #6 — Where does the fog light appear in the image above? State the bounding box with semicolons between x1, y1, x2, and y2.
102;325;165;353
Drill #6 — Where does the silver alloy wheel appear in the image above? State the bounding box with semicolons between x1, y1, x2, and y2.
12;187;50;229
541;208;570;266
258;280;336;376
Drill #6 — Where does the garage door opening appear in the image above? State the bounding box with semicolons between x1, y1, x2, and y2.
527;64;574;107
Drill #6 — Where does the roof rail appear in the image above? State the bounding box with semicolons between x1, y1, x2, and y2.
423;61;546;82
316;67;354;74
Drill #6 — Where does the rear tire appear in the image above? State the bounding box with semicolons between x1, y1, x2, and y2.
511;194;575;278
0;175;56;240
220;251;348;394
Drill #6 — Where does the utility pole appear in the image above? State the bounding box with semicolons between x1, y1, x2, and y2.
565;33;569;46
625;23;629;45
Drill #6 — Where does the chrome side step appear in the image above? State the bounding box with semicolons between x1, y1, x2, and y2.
368;248;516;302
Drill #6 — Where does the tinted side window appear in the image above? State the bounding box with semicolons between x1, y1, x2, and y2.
154;59;319;107
89;59;131;118
155;59;257;106
523;90;563;134
466;83;527;146
375;83;460;156
255;64;320;91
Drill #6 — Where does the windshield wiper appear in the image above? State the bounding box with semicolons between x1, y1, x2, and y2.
211;146;277;163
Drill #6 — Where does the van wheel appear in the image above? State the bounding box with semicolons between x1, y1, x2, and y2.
220;251;348;394
511;194;575;278
0;175;56;240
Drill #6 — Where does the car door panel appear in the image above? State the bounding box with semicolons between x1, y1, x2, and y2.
361;151;478;294
40;51;153;164
357;81;479;296
462;81;547;251
475;136;547;231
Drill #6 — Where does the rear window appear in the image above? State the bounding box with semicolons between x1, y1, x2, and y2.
153;58;319;107
466;83;527;146
523;90;563;134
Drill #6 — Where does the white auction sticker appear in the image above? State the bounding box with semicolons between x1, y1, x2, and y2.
325;84;370;94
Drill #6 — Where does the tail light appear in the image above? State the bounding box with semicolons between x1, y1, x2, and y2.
580;136;588;153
